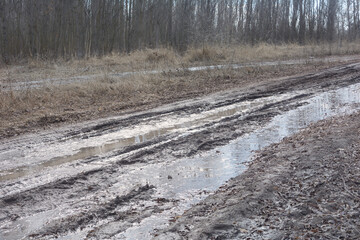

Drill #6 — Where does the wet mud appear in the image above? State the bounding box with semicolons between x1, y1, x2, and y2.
1;62;360;239
159;112;360;240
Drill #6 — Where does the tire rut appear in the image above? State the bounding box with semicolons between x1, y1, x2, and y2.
1;62;360;239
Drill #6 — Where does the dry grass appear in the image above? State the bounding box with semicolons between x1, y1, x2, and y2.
185;47;226;62
0;60;344;138
2;42;360;85
185;42;360;64
0;48;180;86
1;42;360;137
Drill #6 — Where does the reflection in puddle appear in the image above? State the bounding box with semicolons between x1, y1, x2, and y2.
119;83;360;239
0;210;58;240
0;94;290;182
1;84;360;240
0;83;359;184
0;129;167;182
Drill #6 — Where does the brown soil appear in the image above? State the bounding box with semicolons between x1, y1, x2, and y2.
0;61;347;139
160;112;360;239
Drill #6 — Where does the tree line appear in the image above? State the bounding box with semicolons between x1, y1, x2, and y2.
0;0;358;62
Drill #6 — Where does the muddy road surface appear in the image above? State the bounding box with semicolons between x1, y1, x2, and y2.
1;62;360;239
157;112;360;240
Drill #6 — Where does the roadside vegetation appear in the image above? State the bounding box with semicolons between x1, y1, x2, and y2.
3;42;360;82
1;43;360;138
0;0;354;62
1;0;360;138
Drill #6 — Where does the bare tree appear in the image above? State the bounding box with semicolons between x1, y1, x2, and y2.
327;0;338;42
0;0;8;63
0;0;358;61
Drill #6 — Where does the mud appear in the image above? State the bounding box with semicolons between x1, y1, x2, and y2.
159;112;360;240
1;61;360;239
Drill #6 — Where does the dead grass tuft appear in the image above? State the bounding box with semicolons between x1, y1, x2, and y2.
205;42;360;63
145;48;177;63
185;47;226;63
3;42;360;85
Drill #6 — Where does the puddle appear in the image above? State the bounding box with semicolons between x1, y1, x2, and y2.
0;93;295;182
1;83;360;240
0;210;58;240
38;83;360;240
116;83;360;239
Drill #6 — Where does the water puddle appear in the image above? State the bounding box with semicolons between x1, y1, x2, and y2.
1;84;360;240
0;210;58;240
0;93;295;182
117;83;360;239
33;82;360;240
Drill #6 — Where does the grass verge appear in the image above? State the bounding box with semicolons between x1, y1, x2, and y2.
0;60;345;138
2;42;360;85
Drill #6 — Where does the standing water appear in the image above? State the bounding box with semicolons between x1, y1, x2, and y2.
118;83;360;239
1;83;360;240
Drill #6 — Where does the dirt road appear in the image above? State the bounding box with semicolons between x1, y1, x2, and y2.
158;112;360;240
1;62;360;239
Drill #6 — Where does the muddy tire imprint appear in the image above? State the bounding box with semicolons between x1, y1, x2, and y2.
1;62;360;239
157;113;360;240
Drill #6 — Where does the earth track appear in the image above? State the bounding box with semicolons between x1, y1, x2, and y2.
1;62;360;239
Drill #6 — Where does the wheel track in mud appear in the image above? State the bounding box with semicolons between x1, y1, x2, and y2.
1;62;360;239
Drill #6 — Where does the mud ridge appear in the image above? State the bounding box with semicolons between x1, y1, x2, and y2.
30;184;155;238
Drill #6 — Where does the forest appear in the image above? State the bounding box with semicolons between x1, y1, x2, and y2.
0;0;358;61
